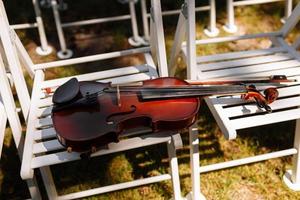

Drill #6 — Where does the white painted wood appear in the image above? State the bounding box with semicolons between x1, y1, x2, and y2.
32;0;49;52
188;124;203;200
21;70;45;180
167;137;182;200
186;0;197;80
151;0;168;77
224;96;300;117
141;0;150;41
199;53;292;71
184;31;282;46
169;12;187;76
205;97;237;139
276;37;300;61
0;1;31;118
40;64;150;88
0;99;7;158
51;0;69;53
11;23;38;29
31;131;175;168
292;119;300;184
39;167;58;199
281;2;300;37
284;0;293;20
199;148;297;173
61;15;132;28
199;59;300;80
58;174;171;200
143;53;158;78
197;47;286;63
34;47;150;69
233;108;300;130
233;0;285;6
13;30;35;78
0;45;42;199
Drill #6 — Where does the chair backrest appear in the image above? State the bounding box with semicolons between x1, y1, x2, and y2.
170;1;300;79
0;0;168;117
0;48;24;156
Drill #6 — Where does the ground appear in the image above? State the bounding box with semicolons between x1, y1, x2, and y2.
1;0;300;199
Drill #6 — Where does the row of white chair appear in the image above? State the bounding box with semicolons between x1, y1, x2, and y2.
0;0;186;199
1;0;300;200
5;0;293;59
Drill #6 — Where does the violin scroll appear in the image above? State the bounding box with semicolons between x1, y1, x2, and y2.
241;85;279;113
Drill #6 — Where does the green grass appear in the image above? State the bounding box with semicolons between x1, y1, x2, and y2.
2;0;300;199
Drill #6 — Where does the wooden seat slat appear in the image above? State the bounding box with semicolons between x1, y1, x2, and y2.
33;128;56;141
232;108;300;130
199;67;300;80
198;59;300;80
33;139;63;154
41;64;151;89
223;96;300;118
199;53;292;71
37;72;153;107
196;47;286;63
31;131;175;168
36;107;52;118
36;117;52;128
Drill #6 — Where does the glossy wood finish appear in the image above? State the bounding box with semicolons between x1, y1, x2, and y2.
52;78;200;152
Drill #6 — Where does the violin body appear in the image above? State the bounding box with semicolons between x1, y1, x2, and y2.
52;78;200;152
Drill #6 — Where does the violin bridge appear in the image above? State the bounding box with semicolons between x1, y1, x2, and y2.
117;85;121;107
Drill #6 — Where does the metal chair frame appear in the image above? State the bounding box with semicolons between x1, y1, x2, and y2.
0;0;186;199
140;0;219;41
170;1;300;199
50;0;147;59
8;0;52;55
224;0;293;33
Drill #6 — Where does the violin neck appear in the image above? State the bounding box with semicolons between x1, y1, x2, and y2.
139;85;248;100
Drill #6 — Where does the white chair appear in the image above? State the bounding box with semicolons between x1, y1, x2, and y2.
224;0;293;33
170;1;300;199
0;50;42;198
50;0;146;59
140;0;219;41
0;96;7;158
6;0;52;55
0;0;185;199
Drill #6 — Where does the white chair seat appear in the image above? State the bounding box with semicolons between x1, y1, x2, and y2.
24;63;167;170
181;44;300;139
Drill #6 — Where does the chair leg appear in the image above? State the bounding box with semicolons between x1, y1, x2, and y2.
51;0;73;59
128;0;146;46
40;166;59;199
223;0;237;33
281;0;293;23
140;0;150;43
186;124;206;200
32;0;52;56
26;177;42;200
283;119;300;191
167;136;182;200
204;0;219;37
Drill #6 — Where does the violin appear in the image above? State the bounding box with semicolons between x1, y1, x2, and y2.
51;77;279;153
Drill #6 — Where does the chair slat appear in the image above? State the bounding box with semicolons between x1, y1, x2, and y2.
33;128;56;141
31;131;174;168
196;47;285;63
33;139;63;154
199;60;300;79
41;65;150;89
223;96;300;118
199;53;292;71
232;108;300;130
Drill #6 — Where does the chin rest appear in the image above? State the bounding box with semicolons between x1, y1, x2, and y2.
53;78;81;105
